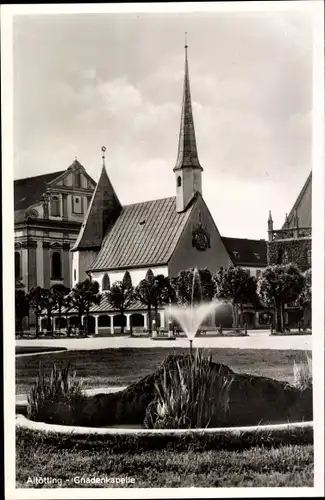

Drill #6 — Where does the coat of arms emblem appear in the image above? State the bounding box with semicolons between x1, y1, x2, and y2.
192;212;210;251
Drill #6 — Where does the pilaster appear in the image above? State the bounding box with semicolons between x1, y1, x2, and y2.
43;241;51;289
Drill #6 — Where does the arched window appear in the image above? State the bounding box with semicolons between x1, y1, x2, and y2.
50;196;61;217
306;248;311;266
15;251;21;279
177;176;182;187
102;273;110;291
52;252;62;279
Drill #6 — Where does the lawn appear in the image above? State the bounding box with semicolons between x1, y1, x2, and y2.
16;347;311;395
16;346;67;355
16;428;313;488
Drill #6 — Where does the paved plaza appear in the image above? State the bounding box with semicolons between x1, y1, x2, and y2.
16;331;312;352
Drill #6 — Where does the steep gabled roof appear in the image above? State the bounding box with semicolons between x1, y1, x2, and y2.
283;171;312;229
221;237;267;267
174;44;203;172
72;164;122;251
88;196;196;271
14;171;65;211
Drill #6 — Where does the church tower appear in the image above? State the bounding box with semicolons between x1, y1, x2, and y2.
174;38;203;213
71;147;122;285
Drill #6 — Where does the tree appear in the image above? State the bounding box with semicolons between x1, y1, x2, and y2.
69;279;102;335
41;288;58;334
257;264;304;332
28;286;47;337
51;284;70;330
151;274;175;326
172;268;214;305
106;271;135;334
238;275;258;327
15;290;29;336
295;269;312;330
135;269;155;333
214;266;256;328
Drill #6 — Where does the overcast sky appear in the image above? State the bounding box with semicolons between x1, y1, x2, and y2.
13;7;313;239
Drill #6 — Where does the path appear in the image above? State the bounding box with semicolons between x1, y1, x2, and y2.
16;331;312;351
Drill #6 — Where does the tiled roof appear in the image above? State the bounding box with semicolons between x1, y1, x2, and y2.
52;295;147;315
72;164;122;250
14;171;66;211
221;237;267;267
90;295;146;313
89;196;196;271
283;171;312;229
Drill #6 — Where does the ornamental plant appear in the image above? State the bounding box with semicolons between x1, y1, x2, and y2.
146;350;233;429
27;363;86;424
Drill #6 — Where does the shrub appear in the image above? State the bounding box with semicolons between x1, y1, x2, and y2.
27;363;86;425
145;350;233;429
292;354;312;391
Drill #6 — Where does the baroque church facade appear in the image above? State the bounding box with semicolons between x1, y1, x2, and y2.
14;161;96;293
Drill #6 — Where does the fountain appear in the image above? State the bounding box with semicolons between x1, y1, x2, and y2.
167;267;220;354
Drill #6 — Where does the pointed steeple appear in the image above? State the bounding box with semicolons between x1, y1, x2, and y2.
72;148;122;251
174;36;203;172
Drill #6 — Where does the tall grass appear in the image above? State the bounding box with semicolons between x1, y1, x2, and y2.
27;363;86;422
292;354;312;391
148;350;233;429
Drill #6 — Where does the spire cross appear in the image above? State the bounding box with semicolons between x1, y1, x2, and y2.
101;146;106;166
185;31;188;49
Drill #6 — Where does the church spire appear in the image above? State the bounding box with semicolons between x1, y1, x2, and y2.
174;37;203;213
174;35;203;172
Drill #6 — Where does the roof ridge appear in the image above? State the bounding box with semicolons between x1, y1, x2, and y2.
14;170;66;182
221;236;266;242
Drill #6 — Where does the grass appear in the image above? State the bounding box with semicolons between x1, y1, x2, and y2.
16;427;313;488
16;347;312;396
16;346;67;355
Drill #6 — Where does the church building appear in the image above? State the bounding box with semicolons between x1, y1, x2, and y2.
68;44;267;334
14;160;96;293
267;172;312;271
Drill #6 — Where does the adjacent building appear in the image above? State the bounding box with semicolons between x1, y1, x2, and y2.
267;172;312;271
267;172;312;327
14;160;96;293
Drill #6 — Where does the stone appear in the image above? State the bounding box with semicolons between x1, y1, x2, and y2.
30;355;313;428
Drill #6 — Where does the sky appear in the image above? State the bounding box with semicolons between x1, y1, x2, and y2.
13;6;313;239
